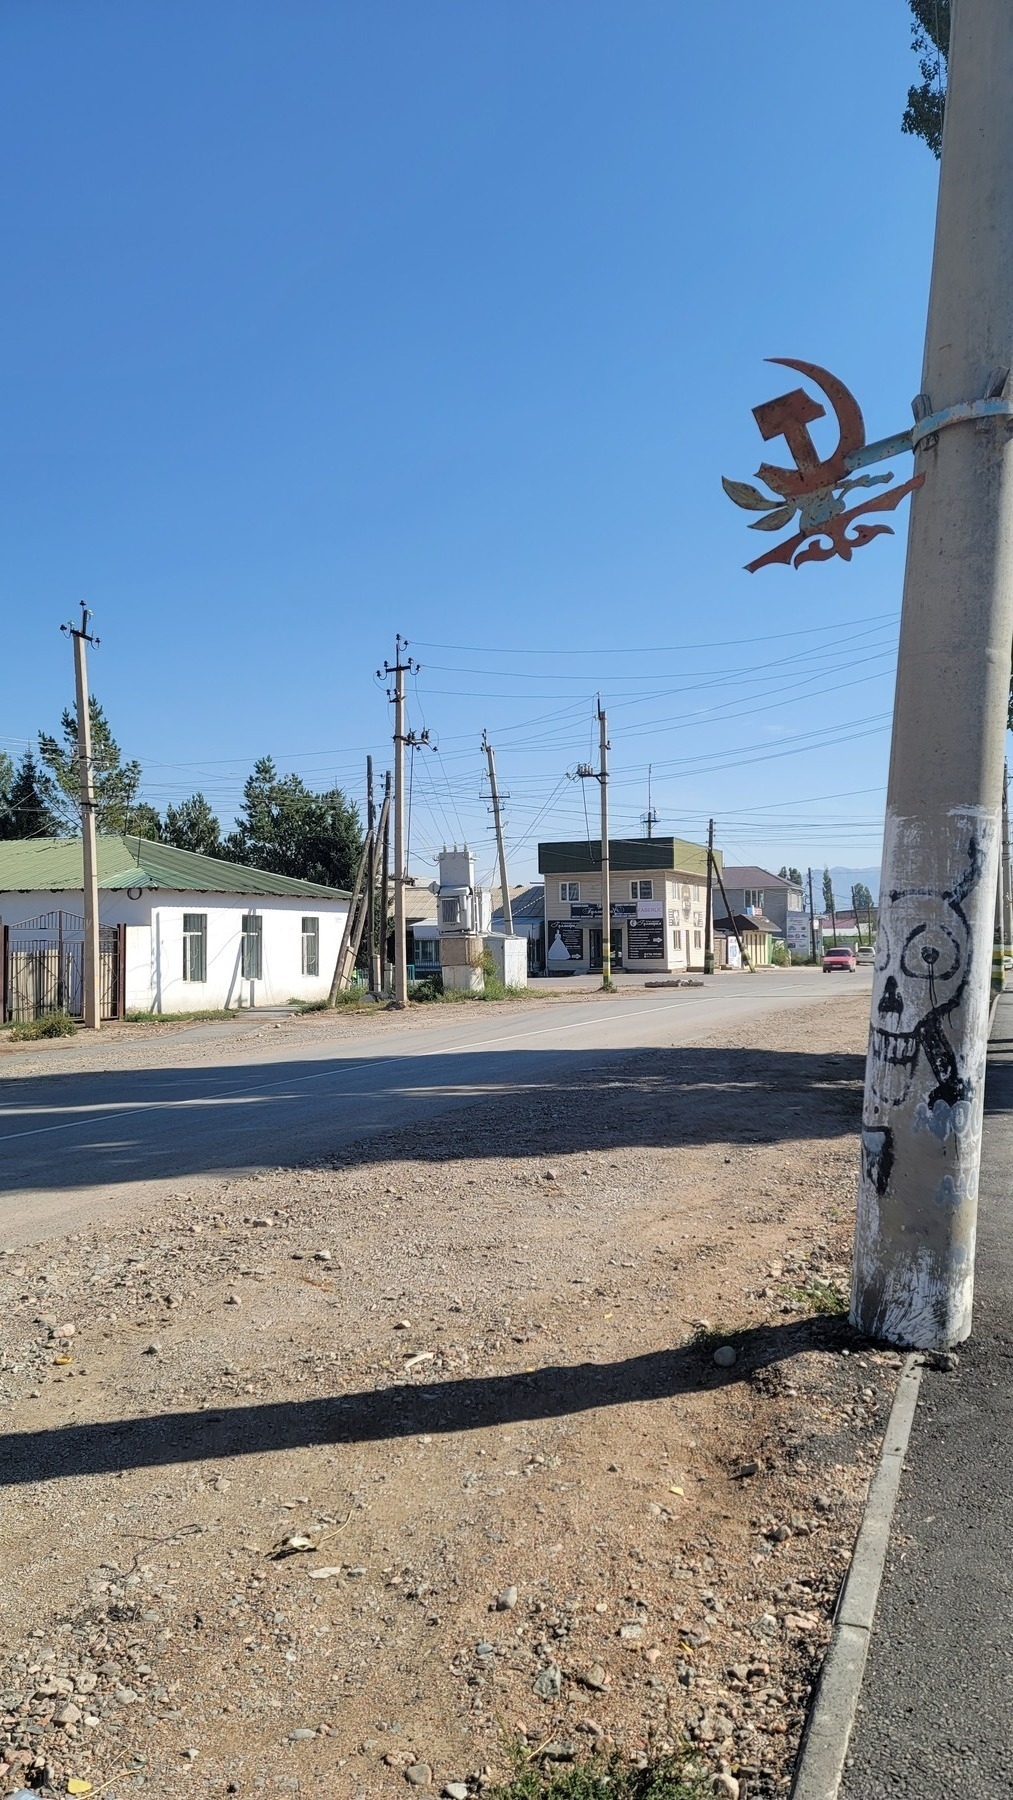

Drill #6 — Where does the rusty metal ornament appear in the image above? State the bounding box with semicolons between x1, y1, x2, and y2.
723;359;925;573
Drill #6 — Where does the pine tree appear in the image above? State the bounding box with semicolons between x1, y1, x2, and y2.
162;794;223;857
0;749;62;840
38;699;144;834
224;757;362;888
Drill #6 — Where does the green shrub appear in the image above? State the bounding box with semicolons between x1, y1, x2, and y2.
770;939;790;966
10;1011;78;1041
408;975;444;1001
486;1746;711;1798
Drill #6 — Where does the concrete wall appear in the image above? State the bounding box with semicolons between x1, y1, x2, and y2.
0;890;349;1012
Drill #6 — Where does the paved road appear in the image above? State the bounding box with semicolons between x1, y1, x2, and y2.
0;968;868;1247
841;989;1013;1799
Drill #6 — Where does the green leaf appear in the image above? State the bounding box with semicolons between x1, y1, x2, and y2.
721;476;779;511
749;503;798;532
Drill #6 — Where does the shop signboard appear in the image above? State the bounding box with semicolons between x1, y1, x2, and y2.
547;921;584;962
626;919;665;958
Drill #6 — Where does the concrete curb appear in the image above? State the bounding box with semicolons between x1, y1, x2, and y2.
788;1353;923;1800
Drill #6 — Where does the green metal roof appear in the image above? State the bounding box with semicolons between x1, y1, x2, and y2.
0;837;351;900
537;836;719;879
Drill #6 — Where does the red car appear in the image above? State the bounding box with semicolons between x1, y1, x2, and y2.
823;946;857;974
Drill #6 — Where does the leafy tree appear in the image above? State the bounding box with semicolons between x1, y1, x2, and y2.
852;881;875;947
778;865;803;886
162;793;223;857
0;749;62;840
822;866;840;945
39;699;144;834
902;1;950;157
224;757;362;889
902;5;1013;735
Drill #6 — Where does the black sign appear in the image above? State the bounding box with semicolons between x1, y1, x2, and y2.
626;919;665;958
610;901;637;918
546;920;584;962
570;902;603;919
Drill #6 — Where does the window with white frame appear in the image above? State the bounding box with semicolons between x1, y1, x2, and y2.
630;879;653;900
559;881;579;903
415;938;439;967
301;916;319;977
182;913;207;982
672;928;683;950
744;888;764;910
241;913;263;980
693;929;703;949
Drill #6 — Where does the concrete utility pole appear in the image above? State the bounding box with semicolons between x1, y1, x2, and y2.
380;637;415;1009
1003;762;1013;953
380;640;428;1008
61;605;101;1031
482;732;513;934
575;701;613;989
366;756;379;994
378;770;392;996
599;703;612;990
852;0;1013;1349
704;818;715;975
807;867;818;962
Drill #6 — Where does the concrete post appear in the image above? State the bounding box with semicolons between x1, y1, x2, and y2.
599;704;612;990
392;645;408;1009
852;0;1013;1348
70;610;101;1031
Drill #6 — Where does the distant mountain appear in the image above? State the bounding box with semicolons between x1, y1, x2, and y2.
827;865;881;907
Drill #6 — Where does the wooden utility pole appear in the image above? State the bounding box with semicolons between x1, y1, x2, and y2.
366;756;379;993
482;732;513;934
852;0;1013;1348
704;818;715;975
711;854;752;972
807;867;818;962
62;605;101;1030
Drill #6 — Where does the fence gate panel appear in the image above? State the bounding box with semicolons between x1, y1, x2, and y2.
3;911;120;1022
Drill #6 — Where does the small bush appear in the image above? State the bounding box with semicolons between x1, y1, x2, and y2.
10;1011;78;1041
781;1278;848;1316
408;975;444;1002
769;940;790;966
486;1746;711;1799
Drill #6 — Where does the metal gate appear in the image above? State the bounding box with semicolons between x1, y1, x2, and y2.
2;911;121;1022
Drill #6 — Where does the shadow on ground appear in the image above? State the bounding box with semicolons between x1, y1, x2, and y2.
2;1316;860;1487
0;1045;865;1193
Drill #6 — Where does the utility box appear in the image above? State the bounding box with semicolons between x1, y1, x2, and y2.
484;933;527;989
437;846;492;937
440;932;486;992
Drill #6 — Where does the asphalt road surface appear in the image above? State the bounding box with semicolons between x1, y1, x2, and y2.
0;968;870;1248
840;989;1013;1800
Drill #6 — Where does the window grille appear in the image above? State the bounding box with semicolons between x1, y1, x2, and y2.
182;913;207;983
301;917;319;977
241;913;263;980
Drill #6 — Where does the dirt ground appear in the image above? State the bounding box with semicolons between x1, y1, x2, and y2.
0;989;899;1800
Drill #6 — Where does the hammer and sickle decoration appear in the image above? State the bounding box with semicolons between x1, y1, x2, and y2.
723;359;924;573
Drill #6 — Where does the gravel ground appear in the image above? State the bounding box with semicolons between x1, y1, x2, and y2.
0;990;897;1800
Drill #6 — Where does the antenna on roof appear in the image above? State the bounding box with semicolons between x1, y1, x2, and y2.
641;764;659;839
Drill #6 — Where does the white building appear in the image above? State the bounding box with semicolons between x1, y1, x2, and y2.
0;837;351;1021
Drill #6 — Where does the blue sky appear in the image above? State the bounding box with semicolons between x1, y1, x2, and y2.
0;2;940;885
